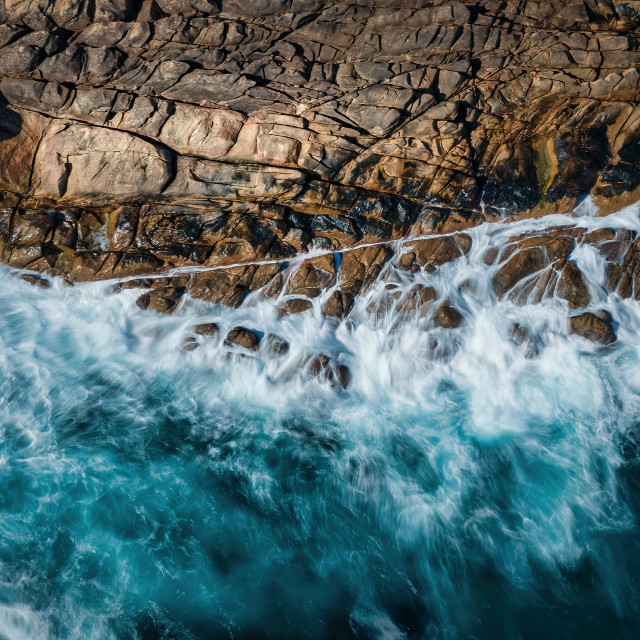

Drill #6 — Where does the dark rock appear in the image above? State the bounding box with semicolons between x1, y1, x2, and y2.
135;287;183;313
20;273;51;288
322;290;354;318
432;301;464;329
569;312;617;345
556;260;590;308
194;323;220;338
492;248;548;299
224;327;261;351
182;337;198;351
277;298;313;315
264;334;290;357
307;354;351;389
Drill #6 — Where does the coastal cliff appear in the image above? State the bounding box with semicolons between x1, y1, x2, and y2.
1;0;640;317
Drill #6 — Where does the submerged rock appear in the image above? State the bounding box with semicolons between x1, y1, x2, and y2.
136;288;183;314
307;355;351;390
182;337;198;352
20;273;51;289
264;334;290;357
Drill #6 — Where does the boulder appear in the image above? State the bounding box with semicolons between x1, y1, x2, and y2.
569;311;617;345
194;323;220;338
556;260;591;308
432;301;464;329
224;326;261;351
277;298;313;315
307;354;351;389
264;333;290;357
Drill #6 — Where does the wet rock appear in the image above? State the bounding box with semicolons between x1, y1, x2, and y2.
264;334;290;357
322;290;354;319
189;268;251;309
20;273;51;288
508;323;540;358
338;246;391;296
194;323;220;338
3;1;640;292
398;235;472;273
277;298;313;316
113;278;155;292
432;301;464;329
395;285;437;316
556;260;591;308
224;327;261;351
182;337;198;352
569;312;617;345
492;248;548;299
285;254;335;299
483;248;499;265
307;355;351;390
136;287;183;314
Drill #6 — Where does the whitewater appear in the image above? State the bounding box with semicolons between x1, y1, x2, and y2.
2;200;640;639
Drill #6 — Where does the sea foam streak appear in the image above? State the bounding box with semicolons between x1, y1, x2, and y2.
1;201;640;638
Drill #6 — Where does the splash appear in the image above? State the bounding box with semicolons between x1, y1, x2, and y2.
1;201;640;639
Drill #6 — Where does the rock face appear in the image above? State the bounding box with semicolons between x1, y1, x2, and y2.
2;0;640;289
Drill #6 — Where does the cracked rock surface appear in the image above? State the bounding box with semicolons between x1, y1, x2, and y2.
2;0;640;300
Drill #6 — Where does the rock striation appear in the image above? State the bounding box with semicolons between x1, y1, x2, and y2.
1;0;640;315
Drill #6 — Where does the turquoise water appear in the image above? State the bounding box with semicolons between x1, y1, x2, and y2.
2;208;640;638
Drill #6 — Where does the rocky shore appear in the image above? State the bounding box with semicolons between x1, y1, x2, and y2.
2;0;640;342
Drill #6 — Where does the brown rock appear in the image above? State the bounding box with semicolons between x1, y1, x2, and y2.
194;323;220;338
20;273;52;288
136;287;183;314
399;234;472;272
277;297;313;315
432;301;464;329
338;246;391;296
395;285;437;315
569;312;617;345
556;260;590;308
2;0;640;293
322;290;354;318
307;354;351;389
224;327;261;351
182;337;198;351
285;254;335;298
492;248;548;299
264;334;290;357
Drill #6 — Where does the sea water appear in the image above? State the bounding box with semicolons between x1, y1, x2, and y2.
1;202;640;639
